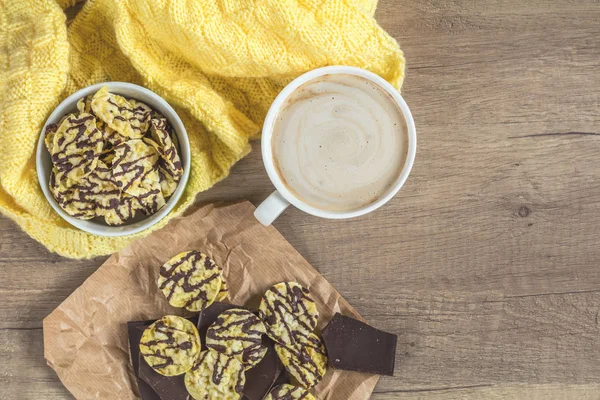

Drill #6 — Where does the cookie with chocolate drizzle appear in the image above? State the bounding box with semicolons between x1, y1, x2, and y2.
129;98;154;129
144;117;183;199
139;315;201;376
79;93;130;148
158;251;225;312
258;282;319;346
144;118;183;177
101;193;145;226
110;139;160;194
206;309;268;369
265;384;316;400
91;86;147;138
50;160;160;225
184;349;246;400
157;160;181;198
46;113;104;183
110;138;167;215
49;169;99;220
274;332;327;389
50;160;122;221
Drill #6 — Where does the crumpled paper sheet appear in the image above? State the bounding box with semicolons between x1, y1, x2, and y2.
43;201;378;400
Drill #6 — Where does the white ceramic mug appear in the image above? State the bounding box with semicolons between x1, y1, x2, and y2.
254;66;417;226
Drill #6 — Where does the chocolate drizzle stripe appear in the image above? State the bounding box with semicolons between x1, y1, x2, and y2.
107;98;129;112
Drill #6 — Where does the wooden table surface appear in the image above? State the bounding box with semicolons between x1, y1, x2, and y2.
2;1;600;399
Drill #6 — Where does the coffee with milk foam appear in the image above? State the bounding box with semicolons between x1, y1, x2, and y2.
272;73;408;212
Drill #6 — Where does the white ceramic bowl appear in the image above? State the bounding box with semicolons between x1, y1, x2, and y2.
36;82;191;237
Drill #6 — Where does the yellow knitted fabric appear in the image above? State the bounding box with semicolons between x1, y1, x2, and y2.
0;0;404;259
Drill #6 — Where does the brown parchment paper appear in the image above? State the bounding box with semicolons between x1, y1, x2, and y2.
43;201;379;400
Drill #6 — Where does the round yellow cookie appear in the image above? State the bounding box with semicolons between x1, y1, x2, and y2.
265;384;316;400
110;139;160;195
145;118;183;177
158;251;224;312
139;315;201;376
129;98;153;130
259;282;319;346
48;113;104;183
206;309;267;369
50;161;118;220
185;349;246;400
50;168;97;220
155;163;179;198
91;86;146;138
275;332;327;389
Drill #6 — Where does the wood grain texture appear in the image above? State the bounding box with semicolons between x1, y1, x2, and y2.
2;0;600;399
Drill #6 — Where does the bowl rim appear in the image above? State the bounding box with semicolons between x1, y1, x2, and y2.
36;82;191;237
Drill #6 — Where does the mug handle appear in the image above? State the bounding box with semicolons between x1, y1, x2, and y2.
254;191;290;226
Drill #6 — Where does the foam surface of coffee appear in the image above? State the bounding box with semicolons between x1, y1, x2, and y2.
272;74;408;211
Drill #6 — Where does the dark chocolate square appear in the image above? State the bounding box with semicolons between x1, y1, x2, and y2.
243;337;284;400
322;313;397;376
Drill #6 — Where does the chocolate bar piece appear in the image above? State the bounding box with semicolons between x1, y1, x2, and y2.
127;321;161;400
243;337;284;400
138;355;188;400
322;313;397;376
